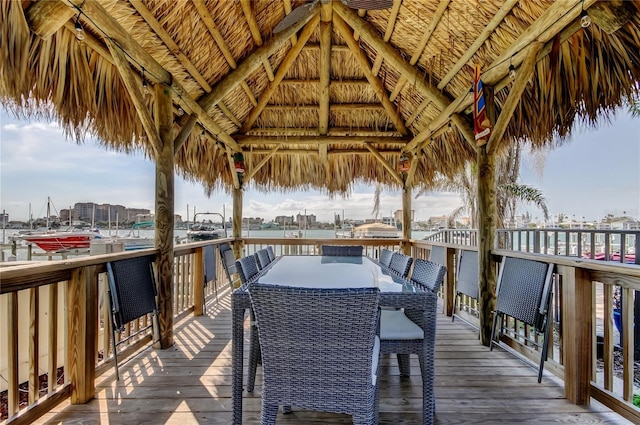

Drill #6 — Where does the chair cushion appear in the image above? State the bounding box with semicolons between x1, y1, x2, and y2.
379;309;424;340
372;336;380;386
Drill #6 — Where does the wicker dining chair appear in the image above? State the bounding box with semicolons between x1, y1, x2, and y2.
321;244;364;256
219;242;239;289
379;248;393;268
266;245;276;262
236;254;263;392
249;284;381;424
203;244;217;307
255;248;272;270
452;249;478;322
389;251;413;278
490;257;555;383
427;245;445;266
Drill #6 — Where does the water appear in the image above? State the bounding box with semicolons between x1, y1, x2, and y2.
1;228;435;262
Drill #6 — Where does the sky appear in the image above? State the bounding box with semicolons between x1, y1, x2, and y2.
1;108;638;224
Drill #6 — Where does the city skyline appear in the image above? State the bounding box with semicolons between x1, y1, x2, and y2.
1;108;638;224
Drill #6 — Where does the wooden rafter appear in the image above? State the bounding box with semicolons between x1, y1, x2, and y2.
334;2;450;112
364;144;404;186
403;0;598;153
245;144;282;182
173;1;320;148
226;146;241;190
240;0;275;81
372;0;403;76
60;0;240;152
389;0;450;101
192;0;257;106
236;135;409;145
438;0;518;91
241;15;320;132
283;0;298;45
302;44;350;53
243;148;404;156
486;42;543;153
405;152;419;187
262;103;385;112
129;0;240;126
244;128;404;138
319;2;332;169
105;38;159;157
333;14;409;136
25;0;75;39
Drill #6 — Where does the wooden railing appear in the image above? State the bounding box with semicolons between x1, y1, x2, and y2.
0;239;231;424
1;233;638;423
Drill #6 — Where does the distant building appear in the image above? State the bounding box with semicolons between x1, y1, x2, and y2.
275;215;294;225
296;213;316;227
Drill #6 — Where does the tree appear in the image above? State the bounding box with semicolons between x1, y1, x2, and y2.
416;143;549;229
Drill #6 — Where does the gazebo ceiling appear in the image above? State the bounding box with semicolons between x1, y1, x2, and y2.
1;0;639;195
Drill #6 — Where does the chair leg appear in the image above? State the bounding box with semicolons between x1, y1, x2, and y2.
538;317;552;383
353;411;375;425
451;294;457;322
397;353;411;377
247;309;261;392
489;312;500;351
260;402;278;425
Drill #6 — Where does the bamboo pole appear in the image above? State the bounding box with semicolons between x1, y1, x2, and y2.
233;187;243;260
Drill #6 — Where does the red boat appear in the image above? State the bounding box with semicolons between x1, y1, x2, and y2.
19;227;101;252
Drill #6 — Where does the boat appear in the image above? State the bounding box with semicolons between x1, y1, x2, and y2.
353;222;400;238
18;227;101;252
187;223;227;241
103;221;155;250
335;224;354;238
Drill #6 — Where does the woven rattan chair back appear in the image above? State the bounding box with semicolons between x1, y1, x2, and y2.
427;245;445;266
410;259;447;293
266;246;276;262
321;244;364;256
219;243;239;288
248;284;380;424
236;255;260;284
389;252;413;277
255;248;272;270
379;248;393;268
490;257;555;382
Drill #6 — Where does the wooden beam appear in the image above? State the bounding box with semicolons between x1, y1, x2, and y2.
192;0;257;106
438;0;518;90
364;144;404;186
405;152;419;187
302;44;350;53
236;135;409;145
283;0;298;45
584;0;635;34
241;0;275;81
486;42;543;154
262;103;385;112
244;148;402;155
105;38;159;158
334;2;450;111
245;144;282;182
390;0;450;100
241;15;320;132
244;127;404;138
279;78;370;86
174;1;320;148
60;0;239;152
26;0;76;39
334;14;409;136
451;114;476;148
402;187;412;242
226;146;241;190
371;0;402;76
319;1;332;136
403;0;597;153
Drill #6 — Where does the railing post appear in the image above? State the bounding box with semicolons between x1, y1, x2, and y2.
444;247;456;317
559;265;591;404
67;265;97;404
194;247;204;316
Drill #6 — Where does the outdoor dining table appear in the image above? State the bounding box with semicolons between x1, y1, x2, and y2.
231;254;438;424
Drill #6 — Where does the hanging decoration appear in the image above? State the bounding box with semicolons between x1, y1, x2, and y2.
473;65;492;146
233;152;245;186
398;153;410;173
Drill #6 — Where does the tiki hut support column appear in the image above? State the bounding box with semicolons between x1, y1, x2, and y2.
401;186;411;254
154;83;175;349
477;85;497;346
233;187;243;260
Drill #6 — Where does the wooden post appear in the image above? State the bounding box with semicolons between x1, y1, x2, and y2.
67;266;97;404
444;247;456;316
193;247;204;316
477;86;497;346
154;83;175;348
560;265;592;404
401;186;411;254
233;187;243;259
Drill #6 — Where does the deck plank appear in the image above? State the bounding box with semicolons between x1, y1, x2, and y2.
33;294;632;424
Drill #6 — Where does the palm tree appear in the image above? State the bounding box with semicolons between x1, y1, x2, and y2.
416;143;549;229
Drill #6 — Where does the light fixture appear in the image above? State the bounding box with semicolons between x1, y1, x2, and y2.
141;68;149;95
580;0;591;28
509;64;516;80
74;15;85;42
177;106;184;116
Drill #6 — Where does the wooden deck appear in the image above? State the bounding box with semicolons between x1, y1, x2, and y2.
34;288;630;425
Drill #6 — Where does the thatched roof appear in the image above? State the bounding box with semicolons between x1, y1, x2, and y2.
1;0;639;196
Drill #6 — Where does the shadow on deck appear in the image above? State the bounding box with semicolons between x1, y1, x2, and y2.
34;288;630;424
